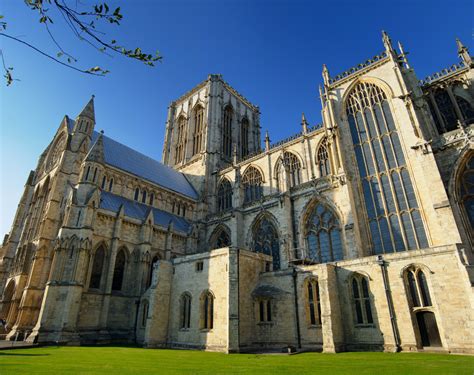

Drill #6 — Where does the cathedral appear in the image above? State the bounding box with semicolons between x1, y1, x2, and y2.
0;32;473;354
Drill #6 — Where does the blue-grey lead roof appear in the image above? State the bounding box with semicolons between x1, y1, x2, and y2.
100;191;191;233
66;118;198;200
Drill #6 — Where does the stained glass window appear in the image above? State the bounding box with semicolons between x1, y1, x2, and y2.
351;275;373;325
306;203;343;263
253;217;280;270
459;154;474;235
223;106;233;158
346;82;428;254
181;293;192;329
317;138;331;177
193;106;204;156
175;116;187;164
406;267;432;308
306;278;321;325
217;179;233;211
90;246;105;289
276;152;301;191
241;118;250;158
242;166;263;203
112;248;126;291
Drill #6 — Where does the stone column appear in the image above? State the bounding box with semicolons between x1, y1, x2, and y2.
143;261;173;348
320;264;344;353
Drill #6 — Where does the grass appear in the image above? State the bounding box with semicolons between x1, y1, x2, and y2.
0;346;473;374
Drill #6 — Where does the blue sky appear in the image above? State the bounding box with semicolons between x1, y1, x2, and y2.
0;0;472;236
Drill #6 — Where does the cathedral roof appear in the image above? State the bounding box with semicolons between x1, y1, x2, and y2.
67;119;198;200
99;191;191;233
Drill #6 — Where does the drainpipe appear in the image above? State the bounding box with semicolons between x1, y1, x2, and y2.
292;267;302;349
237;248;240;351
134;299;140;344
377;255;401;352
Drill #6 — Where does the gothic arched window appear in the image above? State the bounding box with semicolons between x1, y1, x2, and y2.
276;152;301;191
346;81;428;254
134;188;139;201
456;95;474;124
112;248;127;291
406;267;432;308
181;293;192;329
222;106;233;158
141;190;147;204
217;178;233;211
201;291;214;330
90;246;105;289
434;90;458;132
306;203;343;263
242;166;263;203
46;133;66;170
192;106;204;156
458;154;474;238
317;138;330;177
351;274;373;325
241;118;250;158
175;116;186;164
101;176;107;190
212;228;231;249
306;278;321;326
109;178;114;192
253;217;280;270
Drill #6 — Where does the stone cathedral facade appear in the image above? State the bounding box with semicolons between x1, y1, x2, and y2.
1;33;473;354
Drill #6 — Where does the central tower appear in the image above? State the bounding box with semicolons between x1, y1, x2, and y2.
162;74;261;195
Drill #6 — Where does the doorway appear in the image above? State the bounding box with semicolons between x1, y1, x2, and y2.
416;311;442;347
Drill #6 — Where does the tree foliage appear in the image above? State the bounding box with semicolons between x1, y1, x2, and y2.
0;0;162;85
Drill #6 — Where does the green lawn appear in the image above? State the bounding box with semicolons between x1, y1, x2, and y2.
0;346;473;374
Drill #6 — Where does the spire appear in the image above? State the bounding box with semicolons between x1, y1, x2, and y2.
382;30;395;56
322;64;330;86
78;95;95;122
301;112;308;134
456;38;472;66
264;130;271;152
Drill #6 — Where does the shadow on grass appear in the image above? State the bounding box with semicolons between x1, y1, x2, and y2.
0;353;50;357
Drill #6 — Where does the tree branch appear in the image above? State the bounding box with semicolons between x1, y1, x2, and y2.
0;32;105;76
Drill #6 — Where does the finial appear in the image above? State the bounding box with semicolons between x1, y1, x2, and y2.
91;94;95;99
264;130;270;152
100;130;104;135
456;38;472;66
382;30;395;55
322;64;330;85
301;112;308;134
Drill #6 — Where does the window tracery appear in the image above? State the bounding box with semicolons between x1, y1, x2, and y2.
305;278;321;326
317;138;330;177
192;106;204;156
306;203;343;263
458;153;474;237
217;178;233;211
351;275;373;325
253;217;280;270
222;106;233;158
241;118;249;158
346;81;428;254
276;152;301;191
175;116;186;164
242;166;263;203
